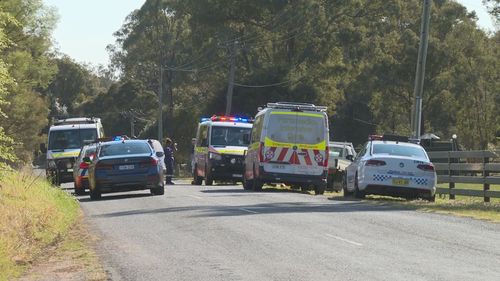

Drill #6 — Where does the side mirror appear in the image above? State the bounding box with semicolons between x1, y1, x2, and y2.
243;133;250;143
346;155;354;162
82;157;92;163
40;143;47;153
156;151;164;158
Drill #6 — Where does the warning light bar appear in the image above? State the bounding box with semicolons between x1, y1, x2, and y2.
200;115;253;123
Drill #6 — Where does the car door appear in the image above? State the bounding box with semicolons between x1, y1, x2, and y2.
346;142;369;191
245;114;264;179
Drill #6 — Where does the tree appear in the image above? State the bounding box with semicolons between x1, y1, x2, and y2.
0;0;58;163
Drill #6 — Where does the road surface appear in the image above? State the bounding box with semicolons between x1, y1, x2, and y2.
73;182;500;281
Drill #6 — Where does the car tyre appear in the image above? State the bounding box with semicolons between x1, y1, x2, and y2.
314;185;326;195
252;166;263;191
353;174;365;199
342;174;352;197
89;187;101;200
205;169;214;186
75;186;85;196
425;194;436;202
242;171;253;190
151;185;165;196
193;166;203;185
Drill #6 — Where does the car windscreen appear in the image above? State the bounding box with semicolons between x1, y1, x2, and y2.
210;126;251;147
267;113;326;145
329;146;343;157
99;142;152;157
373;144;427;159
48;129;97;150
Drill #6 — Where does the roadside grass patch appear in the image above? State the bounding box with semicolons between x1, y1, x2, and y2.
0;169;80;280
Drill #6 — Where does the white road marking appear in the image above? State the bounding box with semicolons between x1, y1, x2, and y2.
325;234;363;246
238;208;259;214
188;195;203;200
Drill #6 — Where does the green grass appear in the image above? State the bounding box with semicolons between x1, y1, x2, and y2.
263;183;500;223
0;169;80;280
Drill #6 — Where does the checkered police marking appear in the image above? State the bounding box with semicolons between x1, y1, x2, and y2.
373;174;392;182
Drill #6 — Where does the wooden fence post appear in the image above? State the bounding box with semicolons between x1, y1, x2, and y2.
448;151;455;200
484;155;490;203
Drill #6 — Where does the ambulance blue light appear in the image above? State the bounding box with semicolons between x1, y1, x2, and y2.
200;115;253;123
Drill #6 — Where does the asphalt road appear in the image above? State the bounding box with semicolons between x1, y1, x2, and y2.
73;181;500;281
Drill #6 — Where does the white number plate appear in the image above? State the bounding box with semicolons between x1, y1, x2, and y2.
119;165;135;170
272;165;285;169
232;174;243;177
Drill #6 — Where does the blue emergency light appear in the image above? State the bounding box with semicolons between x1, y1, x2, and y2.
200;115;253;123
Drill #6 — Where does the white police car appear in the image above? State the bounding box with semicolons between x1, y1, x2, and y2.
344;135;436;201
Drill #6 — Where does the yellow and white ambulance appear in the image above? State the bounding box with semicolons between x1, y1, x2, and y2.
193;116;253;185
243;102;329;194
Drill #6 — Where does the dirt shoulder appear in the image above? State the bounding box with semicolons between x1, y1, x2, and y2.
18;215;107;281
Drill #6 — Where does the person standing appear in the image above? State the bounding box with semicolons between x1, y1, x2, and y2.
164;138;175;185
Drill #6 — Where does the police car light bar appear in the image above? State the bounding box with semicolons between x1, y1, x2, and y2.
200;115;253;123
266;102;327;112
369;134;419;144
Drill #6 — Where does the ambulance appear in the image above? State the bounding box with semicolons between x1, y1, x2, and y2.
193;115;253;185
243;102;329;194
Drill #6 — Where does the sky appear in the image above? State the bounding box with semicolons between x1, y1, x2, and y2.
44;0;495;67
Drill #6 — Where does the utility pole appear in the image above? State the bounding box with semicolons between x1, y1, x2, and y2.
225;40;237;115
158;66;163;142
130;111;135;138
411;0;432;138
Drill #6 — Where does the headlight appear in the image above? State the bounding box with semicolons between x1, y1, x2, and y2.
209;152;222;161
66;162;73;169
48;160;56;169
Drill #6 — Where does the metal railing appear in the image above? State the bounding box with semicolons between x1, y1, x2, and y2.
427;150;500;202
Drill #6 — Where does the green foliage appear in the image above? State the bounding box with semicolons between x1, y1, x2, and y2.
99;0;500;155
0;0;58;163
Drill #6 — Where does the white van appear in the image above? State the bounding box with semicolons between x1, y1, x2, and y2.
43;117;104;185
243;102;329;194
193;116;253;185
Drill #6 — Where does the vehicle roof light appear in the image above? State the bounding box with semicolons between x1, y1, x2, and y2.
200;115;253;123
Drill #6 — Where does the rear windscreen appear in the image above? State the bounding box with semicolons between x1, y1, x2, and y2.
99;142;152;157
267;113;326;144
373;144;427;159
211;126;251;146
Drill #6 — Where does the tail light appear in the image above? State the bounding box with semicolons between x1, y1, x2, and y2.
324;147;329;167
417;163;435;172
79;162;89;169
365;159;386;166
258;142;264;162
96;162;113;170
150;158;158;165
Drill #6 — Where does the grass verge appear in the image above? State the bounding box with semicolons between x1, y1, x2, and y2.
0;169;80;280
264;183;500;223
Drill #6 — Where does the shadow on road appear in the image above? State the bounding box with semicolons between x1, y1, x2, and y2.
94;200;411;219
79;192;152;202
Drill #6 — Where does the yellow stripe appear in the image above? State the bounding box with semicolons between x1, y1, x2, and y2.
270;112;324;118
52;151;80;158
249;142;260;150
214;149;245;156
195;147;208;153
264;137;326;150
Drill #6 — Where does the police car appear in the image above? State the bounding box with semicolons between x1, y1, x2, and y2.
344;135;436;201
193;115;253;185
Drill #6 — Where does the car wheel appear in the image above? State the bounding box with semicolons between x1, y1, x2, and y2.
314;185;326;195
290;185;301;190
151;185;165;196
252;166;263;191
342;174;352;197
353;174;365;199
205;169;214;186
75;186;85;196
193;166;203;185
242;171;253;190
425;194;436;202
327;174;334;190
89;187;101;200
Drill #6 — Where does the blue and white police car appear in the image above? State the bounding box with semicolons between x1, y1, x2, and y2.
344;135;436;201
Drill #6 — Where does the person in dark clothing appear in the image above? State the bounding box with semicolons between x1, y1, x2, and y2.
164;138;175;184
